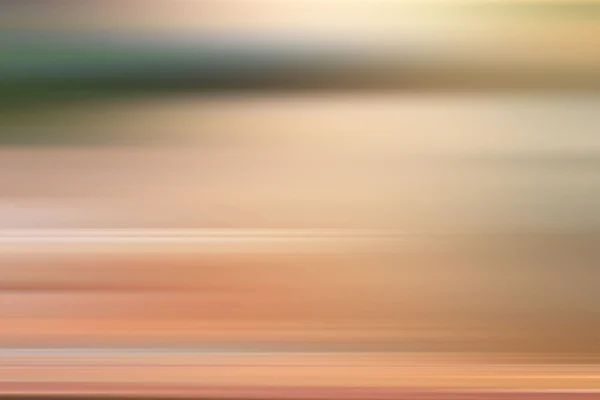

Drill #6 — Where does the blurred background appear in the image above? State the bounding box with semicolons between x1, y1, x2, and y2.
1;1;600;398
